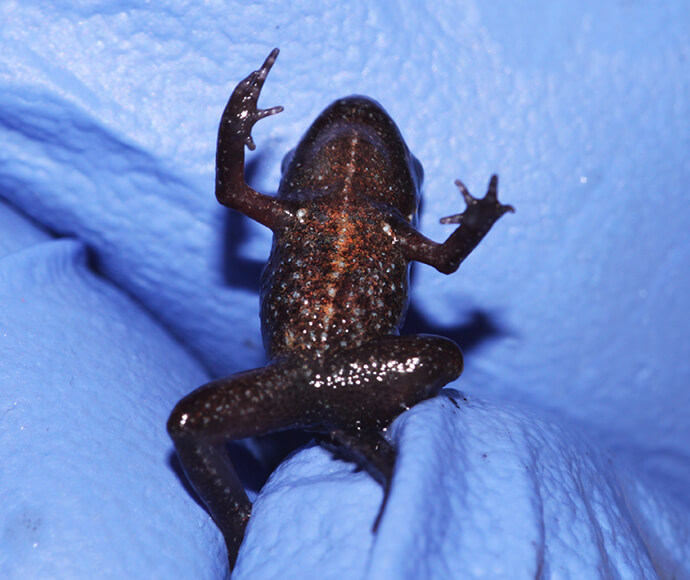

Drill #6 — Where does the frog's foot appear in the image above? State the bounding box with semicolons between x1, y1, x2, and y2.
221;48;284;151
440;175;514;229
318;427;395;533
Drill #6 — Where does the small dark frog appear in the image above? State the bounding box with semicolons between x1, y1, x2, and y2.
167;48;513;567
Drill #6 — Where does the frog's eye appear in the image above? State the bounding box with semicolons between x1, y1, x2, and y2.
281;148;296;175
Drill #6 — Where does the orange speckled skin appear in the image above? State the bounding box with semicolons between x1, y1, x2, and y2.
263;98;419;359
262;191;410;358
168;49;513;568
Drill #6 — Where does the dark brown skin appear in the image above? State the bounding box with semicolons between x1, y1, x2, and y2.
167;49;513;568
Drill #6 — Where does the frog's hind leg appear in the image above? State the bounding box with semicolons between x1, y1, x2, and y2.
170;435;250;567
315;334;463;531
318;427;395;532
167;360;316;567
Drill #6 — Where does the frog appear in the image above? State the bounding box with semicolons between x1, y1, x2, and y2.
167;48;513;568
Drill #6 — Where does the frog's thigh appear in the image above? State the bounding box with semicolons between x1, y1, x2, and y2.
168;360;314;443
318;334;463;428
166;359;319;562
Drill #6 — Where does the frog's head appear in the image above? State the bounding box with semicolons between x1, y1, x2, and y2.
279;96;422;222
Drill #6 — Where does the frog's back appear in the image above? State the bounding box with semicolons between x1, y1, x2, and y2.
261;196;409;358
260;97;422;360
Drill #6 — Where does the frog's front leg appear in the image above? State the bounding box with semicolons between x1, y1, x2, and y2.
397;174;514;273
215;48;286;228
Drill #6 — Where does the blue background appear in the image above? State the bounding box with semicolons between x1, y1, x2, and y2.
1;1;688;578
